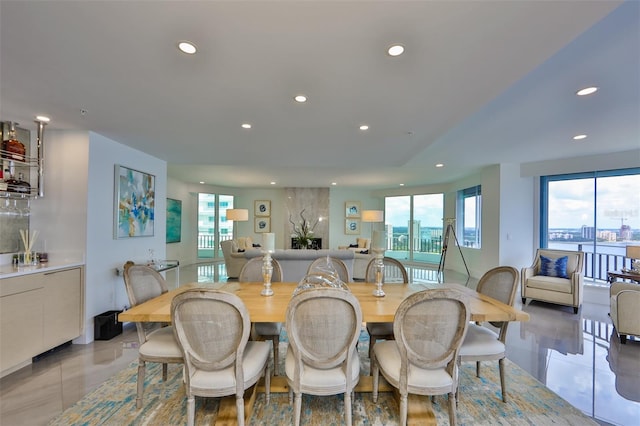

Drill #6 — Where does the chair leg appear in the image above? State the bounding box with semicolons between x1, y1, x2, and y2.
476;361;481;377
521;297;526;304
620;334;627;344
294;392;302;426
264;364;271;403
272;335;279;376
448;392;457;426
499;358;507;402
162;363;168;381
372;358;379;402
186;395;195;426
573;306;579;314
136;360;146;409
236;395;245;426
368;335;376;360
344;390;353;426
399;393;408;426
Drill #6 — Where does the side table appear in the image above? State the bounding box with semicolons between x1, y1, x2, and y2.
607;270;640;284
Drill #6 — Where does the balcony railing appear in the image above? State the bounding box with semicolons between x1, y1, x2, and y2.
578;244;633;283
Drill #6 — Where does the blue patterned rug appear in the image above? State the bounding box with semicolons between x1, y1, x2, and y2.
49;329;596;425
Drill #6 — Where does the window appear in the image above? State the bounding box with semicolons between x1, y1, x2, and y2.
384;193;444;264
541;168;639;282
458;185;481;248
198;194;235;259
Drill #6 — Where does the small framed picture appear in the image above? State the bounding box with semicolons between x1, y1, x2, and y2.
345;201;361;218
345;218;360;235
255;200;271;217
255;217;271;233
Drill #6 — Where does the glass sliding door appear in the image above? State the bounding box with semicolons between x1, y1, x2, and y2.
385;194;444;264
541;168;639;282
197;193;234;259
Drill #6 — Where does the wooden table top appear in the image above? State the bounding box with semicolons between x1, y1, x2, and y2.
119;281;529;324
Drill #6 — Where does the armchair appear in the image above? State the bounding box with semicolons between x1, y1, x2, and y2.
610;282;640;344
521;249;584;314
220;240;249;279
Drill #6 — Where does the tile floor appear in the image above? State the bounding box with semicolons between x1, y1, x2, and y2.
1;262;638;425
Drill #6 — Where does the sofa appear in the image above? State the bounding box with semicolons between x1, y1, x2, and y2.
244;249;355;283
521;249;585;314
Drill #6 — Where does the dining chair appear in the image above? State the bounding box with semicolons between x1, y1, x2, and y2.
238;257;284;374
285;287;362;426
122;262;183;409
307;256;351;283
365;257;408;364
458;266;519;402
372;288;470;426
171;288;271;426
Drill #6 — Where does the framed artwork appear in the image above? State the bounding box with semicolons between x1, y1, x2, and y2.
345;201;361;218
114;165;155;238
255;200;271;217
166;198;182;243
345;218;360;235
255;217;271;233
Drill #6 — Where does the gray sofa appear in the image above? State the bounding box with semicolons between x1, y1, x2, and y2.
244;249;355;282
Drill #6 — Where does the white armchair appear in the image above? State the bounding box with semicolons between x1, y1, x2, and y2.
521;249;584;314
610;282;640;344
220;240;248;279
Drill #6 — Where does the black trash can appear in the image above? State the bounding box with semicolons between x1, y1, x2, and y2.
94;310;123;340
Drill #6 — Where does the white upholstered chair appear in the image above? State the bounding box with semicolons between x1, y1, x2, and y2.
220;240;248;279
372;288;470;426
365;257;408;362
610;282;640;344
171;289;271;426
239;257;284;374
285;287;362;426
458;266;519;402
307;256;351;283
122;262;183;409
521;249;584;314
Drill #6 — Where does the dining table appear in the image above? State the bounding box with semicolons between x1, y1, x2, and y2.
118;280;529;425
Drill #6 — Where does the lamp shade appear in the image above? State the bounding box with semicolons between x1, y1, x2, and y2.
626;245;640;259
362;210;384;223
226;209;248;221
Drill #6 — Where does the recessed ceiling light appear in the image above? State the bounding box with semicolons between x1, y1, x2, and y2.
576;86;598;96
331;182;337;186
387;44;405;57
270;181;276;185
35;115;51;122
435;163;444;168
294;95;307;103
399;183;405;186
199;181;205;184
359;125;369;131
177;41;197;54
573;134;588;140
241;123;252;129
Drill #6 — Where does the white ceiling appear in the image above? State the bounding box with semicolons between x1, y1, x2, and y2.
1;1;638;189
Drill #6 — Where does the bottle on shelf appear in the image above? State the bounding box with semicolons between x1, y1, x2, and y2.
1;122;26;161
6;172;30;194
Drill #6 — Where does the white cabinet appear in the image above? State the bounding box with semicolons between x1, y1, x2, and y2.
0;266;83;376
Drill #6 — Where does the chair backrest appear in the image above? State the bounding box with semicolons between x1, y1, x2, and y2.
123;262;171;343
286;288;362;373
393;289;469;380
476;266;519;333
307;256;351;283
171;289;250;392
533;249;584;276
220;240;235;263
365;257;408;283
238;257;283;282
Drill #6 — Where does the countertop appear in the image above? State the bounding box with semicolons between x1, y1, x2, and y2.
0;261;85;279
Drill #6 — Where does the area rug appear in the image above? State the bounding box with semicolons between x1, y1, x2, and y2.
49;330;596;426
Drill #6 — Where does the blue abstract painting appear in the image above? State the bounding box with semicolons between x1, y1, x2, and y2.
115;165;155;238
166;198;182;243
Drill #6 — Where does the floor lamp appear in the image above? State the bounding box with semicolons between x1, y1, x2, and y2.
226;208;248;239
362;210;384;247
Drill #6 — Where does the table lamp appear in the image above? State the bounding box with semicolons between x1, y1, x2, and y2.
627;245;640;274
226;208;248;239
362;210;384;240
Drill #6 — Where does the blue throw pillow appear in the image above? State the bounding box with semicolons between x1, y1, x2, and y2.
540;255;569;278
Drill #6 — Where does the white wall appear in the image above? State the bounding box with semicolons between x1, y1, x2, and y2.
166;178;198;265
81;132;167;343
